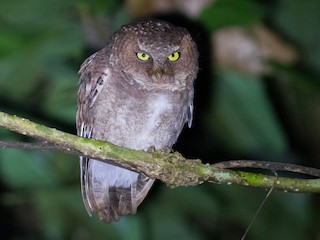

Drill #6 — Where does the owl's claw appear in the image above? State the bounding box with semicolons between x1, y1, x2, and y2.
147;146;172;153
160;147;172;153
147;146;156;152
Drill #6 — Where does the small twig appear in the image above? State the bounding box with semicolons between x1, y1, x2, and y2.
0;141;58;150
212;160;320;178
0;141;82;156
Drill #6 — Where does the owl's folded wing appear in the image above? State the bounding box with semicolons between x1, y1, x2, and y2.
76;49;110;130
76;50;156;223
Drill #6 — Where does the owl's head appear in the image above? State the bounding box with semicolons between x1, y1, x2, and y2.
109;19;198;89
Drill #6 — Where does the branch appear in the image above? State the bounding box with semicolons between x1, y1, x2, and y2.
1;111;320;193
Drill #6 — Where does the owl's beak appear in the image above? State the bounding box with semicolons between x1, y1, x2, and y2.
154;71;163;80
151;67;165;81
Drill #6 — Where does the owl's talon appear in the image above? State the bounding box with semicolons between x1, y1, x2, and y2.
160;147;172;154
147;146;156;152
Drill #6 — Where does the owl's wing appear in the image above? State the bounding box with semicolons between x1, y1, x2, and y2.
187;104;193;128
78;123;94;216
77;50;110;216
76;51;109;130
187;88;194;128
76;51;155;223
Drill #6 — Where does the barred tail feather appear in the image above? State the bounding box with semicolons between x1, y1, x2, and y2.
80;159;154;223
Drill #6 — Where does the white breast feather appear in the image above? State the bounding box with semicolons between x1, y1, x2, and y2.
133;94;172;150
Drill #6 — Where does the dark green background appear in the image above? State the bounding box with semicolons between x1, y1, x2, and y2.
1;0;320;239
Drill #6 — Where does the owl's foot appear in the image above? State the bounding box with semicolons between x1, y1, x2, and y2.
147;146;172;153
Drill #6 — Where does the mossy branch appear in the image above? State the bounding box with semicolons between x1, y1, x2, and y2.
1;111;320;193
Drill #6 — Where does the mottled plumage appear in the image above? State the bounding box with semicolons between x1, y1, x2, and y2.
76;19;198;223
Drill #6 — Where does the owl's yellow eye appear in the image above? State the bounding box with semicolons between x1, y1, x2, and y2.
136;52;150;61
168;52;180;61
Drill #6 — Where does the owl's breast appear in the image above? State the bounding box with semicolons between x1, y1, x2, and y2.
129;94;179;150
91;86;188;151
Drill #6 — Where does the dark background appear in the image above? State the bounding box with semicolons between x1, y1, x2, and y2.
1;0;320;239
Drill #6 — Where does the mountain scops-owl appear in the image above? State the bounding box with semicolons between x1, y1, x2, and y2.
76;19;199;223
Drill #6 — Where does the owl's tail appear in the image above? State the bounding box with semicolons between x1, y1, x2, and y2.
80;157;154;223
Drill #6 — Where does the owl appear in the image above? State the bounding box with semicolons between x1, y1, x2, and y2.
76;18;198;223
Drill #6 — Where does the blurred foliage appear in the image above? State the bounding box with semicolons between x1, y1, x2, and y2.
199;0;264;30
273;0;320;71
209;71;288;155
1;0;320;239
